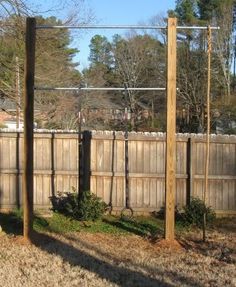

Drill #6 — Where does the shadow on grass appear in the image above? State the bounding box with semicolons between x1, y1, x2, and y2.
31;231;171;287
0;212;204;287
0;212;23;235
102;216;163;238
30;231;204;287
0;212;50;236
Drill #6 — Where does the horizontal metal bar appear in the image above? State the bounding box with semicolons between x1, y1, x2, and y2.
36;24;220;30
177;26;220;30
35;87;166;91
36;24;166;30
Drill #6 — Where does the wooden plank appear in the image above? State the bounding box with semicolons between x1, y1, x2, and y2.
54;138;62;170
176;179;186;208
222;143;230;175
165;17;177;241
157;179;165;209
150;142;157;173
143;141;150;173
229;144;236;175
2;175;10;204
69;139;78;171
150;179;157;208
23;17;36;240
0;138;2;169
129;178;136;207
193;175;236;180
43;138;51;170
90;139;97;171
43;176;51;205
143;178;150;207
116;177;124;207
9;138;16;169
136;178;143;207
222;180;229;210
186;138;193;205
96;177;103;199
35;176;43;205
62;138;70;171
129;140;137;173
215;180;223;210
1;138;9;169
9;174;16;206
216;144;223;175
136;141;144;173
103;177;111;203
103;140;111;171
228;180;236;210
209;142;217;176
196;142;205;175
96;140;104;171
116;140;124;172
90;176;97;194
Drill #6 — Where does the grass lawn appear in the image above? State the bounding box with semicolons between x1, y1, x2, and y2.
0;210;235;287
0;209;166;237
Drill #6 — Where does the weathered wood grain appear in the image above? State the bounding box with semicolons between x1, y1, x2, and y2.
0;131;235;215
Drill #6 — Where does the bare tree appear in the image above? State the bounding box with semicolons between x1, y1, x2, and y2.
213;2;235;104
112;34;166;130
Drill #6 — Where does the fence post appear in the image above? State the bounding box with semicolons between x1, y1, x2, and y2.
23;17;36;240
165;17;177;241
16;131;20;209
82;130;91;191
186;137;192;205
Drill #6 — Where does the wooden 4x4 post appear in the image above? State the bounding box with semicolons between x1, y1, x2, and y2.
165;17;177;241
23;17;36;241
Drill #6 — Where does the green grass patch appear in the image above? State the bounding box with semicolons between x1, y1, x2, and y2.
1;209;200;238
0;210;165;237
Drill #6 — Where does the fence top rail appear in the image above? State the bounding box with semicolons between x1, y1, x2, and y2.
36;24;220;30
1;129;235;142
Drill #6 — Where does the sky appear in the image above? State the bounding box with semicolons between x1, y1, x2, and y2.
76;0;176;71
35;0;176;71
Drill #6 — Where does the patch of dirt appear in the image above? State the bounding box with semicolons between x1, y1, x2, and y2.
0;223;235;287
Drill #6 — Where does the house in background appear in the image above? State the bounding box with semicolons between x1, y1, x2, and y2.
0;97;23;129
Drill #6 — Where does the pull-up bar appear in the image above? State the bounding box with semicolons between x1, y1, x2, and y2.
36;24;220;30
23;17;219;243
35;87;166;91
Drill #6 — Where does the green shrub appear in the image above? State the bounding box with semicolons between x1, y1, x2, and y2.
50;188;107;221
77;190;107;221
182;197;216;227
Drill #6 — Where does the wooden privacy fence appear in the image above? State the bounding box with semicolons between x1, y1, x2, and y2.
0;130;235;215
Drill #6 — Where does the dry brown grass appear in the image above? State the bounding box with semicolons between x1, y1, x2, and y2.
0;219;235;287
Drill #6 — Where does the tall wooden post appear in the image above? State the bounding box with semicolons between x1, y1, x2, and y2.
23;17;36;240
165;17;177;241
203;26;212;242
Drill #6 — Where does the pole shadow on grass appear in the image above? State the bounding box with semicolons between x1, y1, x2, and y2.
0;212;204;287
63;233;204;287
31;231;203;287
31;231;170;287
102;217;163;238
0;212;23;235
